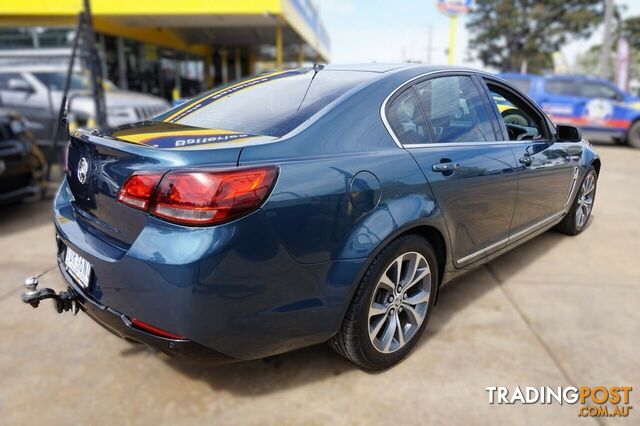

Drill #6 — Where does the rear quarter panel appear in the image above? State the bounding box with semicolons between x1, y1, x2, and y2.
239;70;450;265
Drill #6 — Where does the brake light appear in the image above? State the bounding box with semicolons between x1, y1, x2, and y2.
117;166;278;226
117;172;163;210
130;318;186;340
151;166;278;225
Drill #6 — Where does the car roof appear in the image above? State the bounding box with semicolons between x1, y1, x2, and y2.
324;63;418;73
323;63;492;75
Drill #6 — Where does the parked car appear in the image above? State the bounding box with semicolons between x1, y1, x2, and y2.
0;109;47;204
501;73;640;148
0;65;170;145
31;65;599;370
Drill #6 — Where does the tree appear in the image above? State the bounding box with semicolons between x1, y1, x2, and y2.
467;0;605;73
618;16;640;51
577;15;640;90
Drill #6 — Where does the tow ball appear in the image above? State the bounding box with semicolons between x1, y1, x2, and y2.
21;276;79;314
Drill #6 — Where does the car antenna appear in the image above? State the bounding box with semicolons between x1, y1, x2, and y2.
297;63;325;112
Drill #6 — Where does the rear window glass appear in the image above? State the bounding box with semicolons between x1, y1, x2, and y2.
505;77;532;94
156;69;374;137
545;79;578;96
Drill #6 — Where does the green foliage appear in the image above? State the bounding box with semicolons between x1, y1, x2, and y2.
467;0;604;73
618;16;640;50
578;15;640;84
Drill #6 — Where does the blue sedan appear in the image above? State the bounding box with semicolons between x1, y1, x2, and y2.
31;64;599;370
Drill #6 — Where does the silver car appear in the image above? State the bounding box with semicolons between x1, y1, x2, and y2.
0;65;170;144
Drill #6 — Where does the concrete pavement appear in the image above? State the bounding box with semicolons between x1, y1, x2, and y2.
1;145;638;425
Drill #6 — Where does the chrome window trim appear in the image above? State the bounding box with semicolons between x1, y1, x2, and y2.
380;69;551;149
402;141;532;149
456;210;565;265
381;69;514;148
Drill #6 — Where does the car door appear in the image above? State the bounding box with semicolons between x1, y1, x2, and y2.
535;77;583;124
575;79;627;130
482;77;576;239
385;73;519;266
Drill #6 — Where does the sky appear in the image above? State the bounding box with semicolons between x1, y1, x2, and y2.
318;0;640;71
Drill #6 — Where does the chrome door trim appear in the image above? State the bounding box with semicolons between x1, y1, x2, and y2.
563;166;580;207
456;237;508;264
455;210;565;265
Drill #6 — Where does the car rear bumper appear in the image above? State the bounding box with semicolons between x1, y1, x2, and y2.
54;178;364;360
57;255;235;362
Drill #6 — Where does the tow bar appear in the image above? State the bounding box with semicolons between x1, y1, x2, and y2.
21;274;79;314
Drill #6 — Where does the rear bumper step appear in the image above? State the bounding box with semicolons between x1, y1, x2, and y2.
21;260;234;363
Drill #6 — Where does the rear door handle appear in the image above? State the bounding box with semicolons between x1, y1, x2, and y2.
432;162;460;173
519;156;532;166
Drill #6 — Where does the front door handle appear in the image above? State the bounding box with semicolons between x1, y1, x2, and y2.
432;162;460;174
519;156;532;166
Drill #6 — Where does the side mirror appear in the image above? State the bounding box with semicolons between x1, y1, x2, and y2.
8;78;33;93
556;125;582;142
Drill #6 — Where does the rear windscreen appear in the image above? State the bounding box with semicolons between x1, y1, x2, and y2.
156;68;375;137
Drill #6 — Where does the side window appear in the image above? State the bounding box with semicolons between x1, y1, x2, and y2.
386;88;429;145
0;73;17;90
487;84;545;141
0;73;27;90
414;76;496;143
579;82;621;100
544;79;577;97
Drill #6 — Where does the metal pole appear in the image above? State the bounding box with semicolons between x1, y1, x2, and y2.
448;15;457;65
220;48;228;84
83;0;107;129
234;47;242;79
298;43;304;67
116;37;127;89
46;12;84;183
275;26;283;70
598;0;614;78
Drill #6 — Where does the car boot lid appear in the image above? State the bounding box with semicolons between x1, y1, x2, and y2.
101;121;278;150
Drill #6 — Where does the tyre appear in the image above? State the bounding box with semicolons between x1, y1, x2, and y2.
628;121;640;149
330;235;438;370
556;166;598;236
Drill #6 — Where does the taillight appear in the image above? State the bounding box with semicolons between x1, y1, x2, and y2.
117;172;163;210
151;166;278;225
117;166;278;226
130;318;186;340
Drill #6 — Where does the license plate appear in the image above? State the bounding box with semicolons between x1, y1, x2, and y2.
64;247;92;288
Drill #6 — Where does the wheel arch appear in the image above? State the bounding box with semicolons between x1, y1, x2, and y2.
591;157;601;175
399;225;447;287
334;220;450;327
625;117;640;146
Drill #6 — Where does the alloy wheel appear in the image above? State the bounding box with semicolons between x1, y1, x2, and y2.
576;172;596;228
368;251;431;353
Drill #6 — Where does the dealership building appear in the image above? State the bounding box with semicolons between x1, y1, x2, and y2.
0;0;330;100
